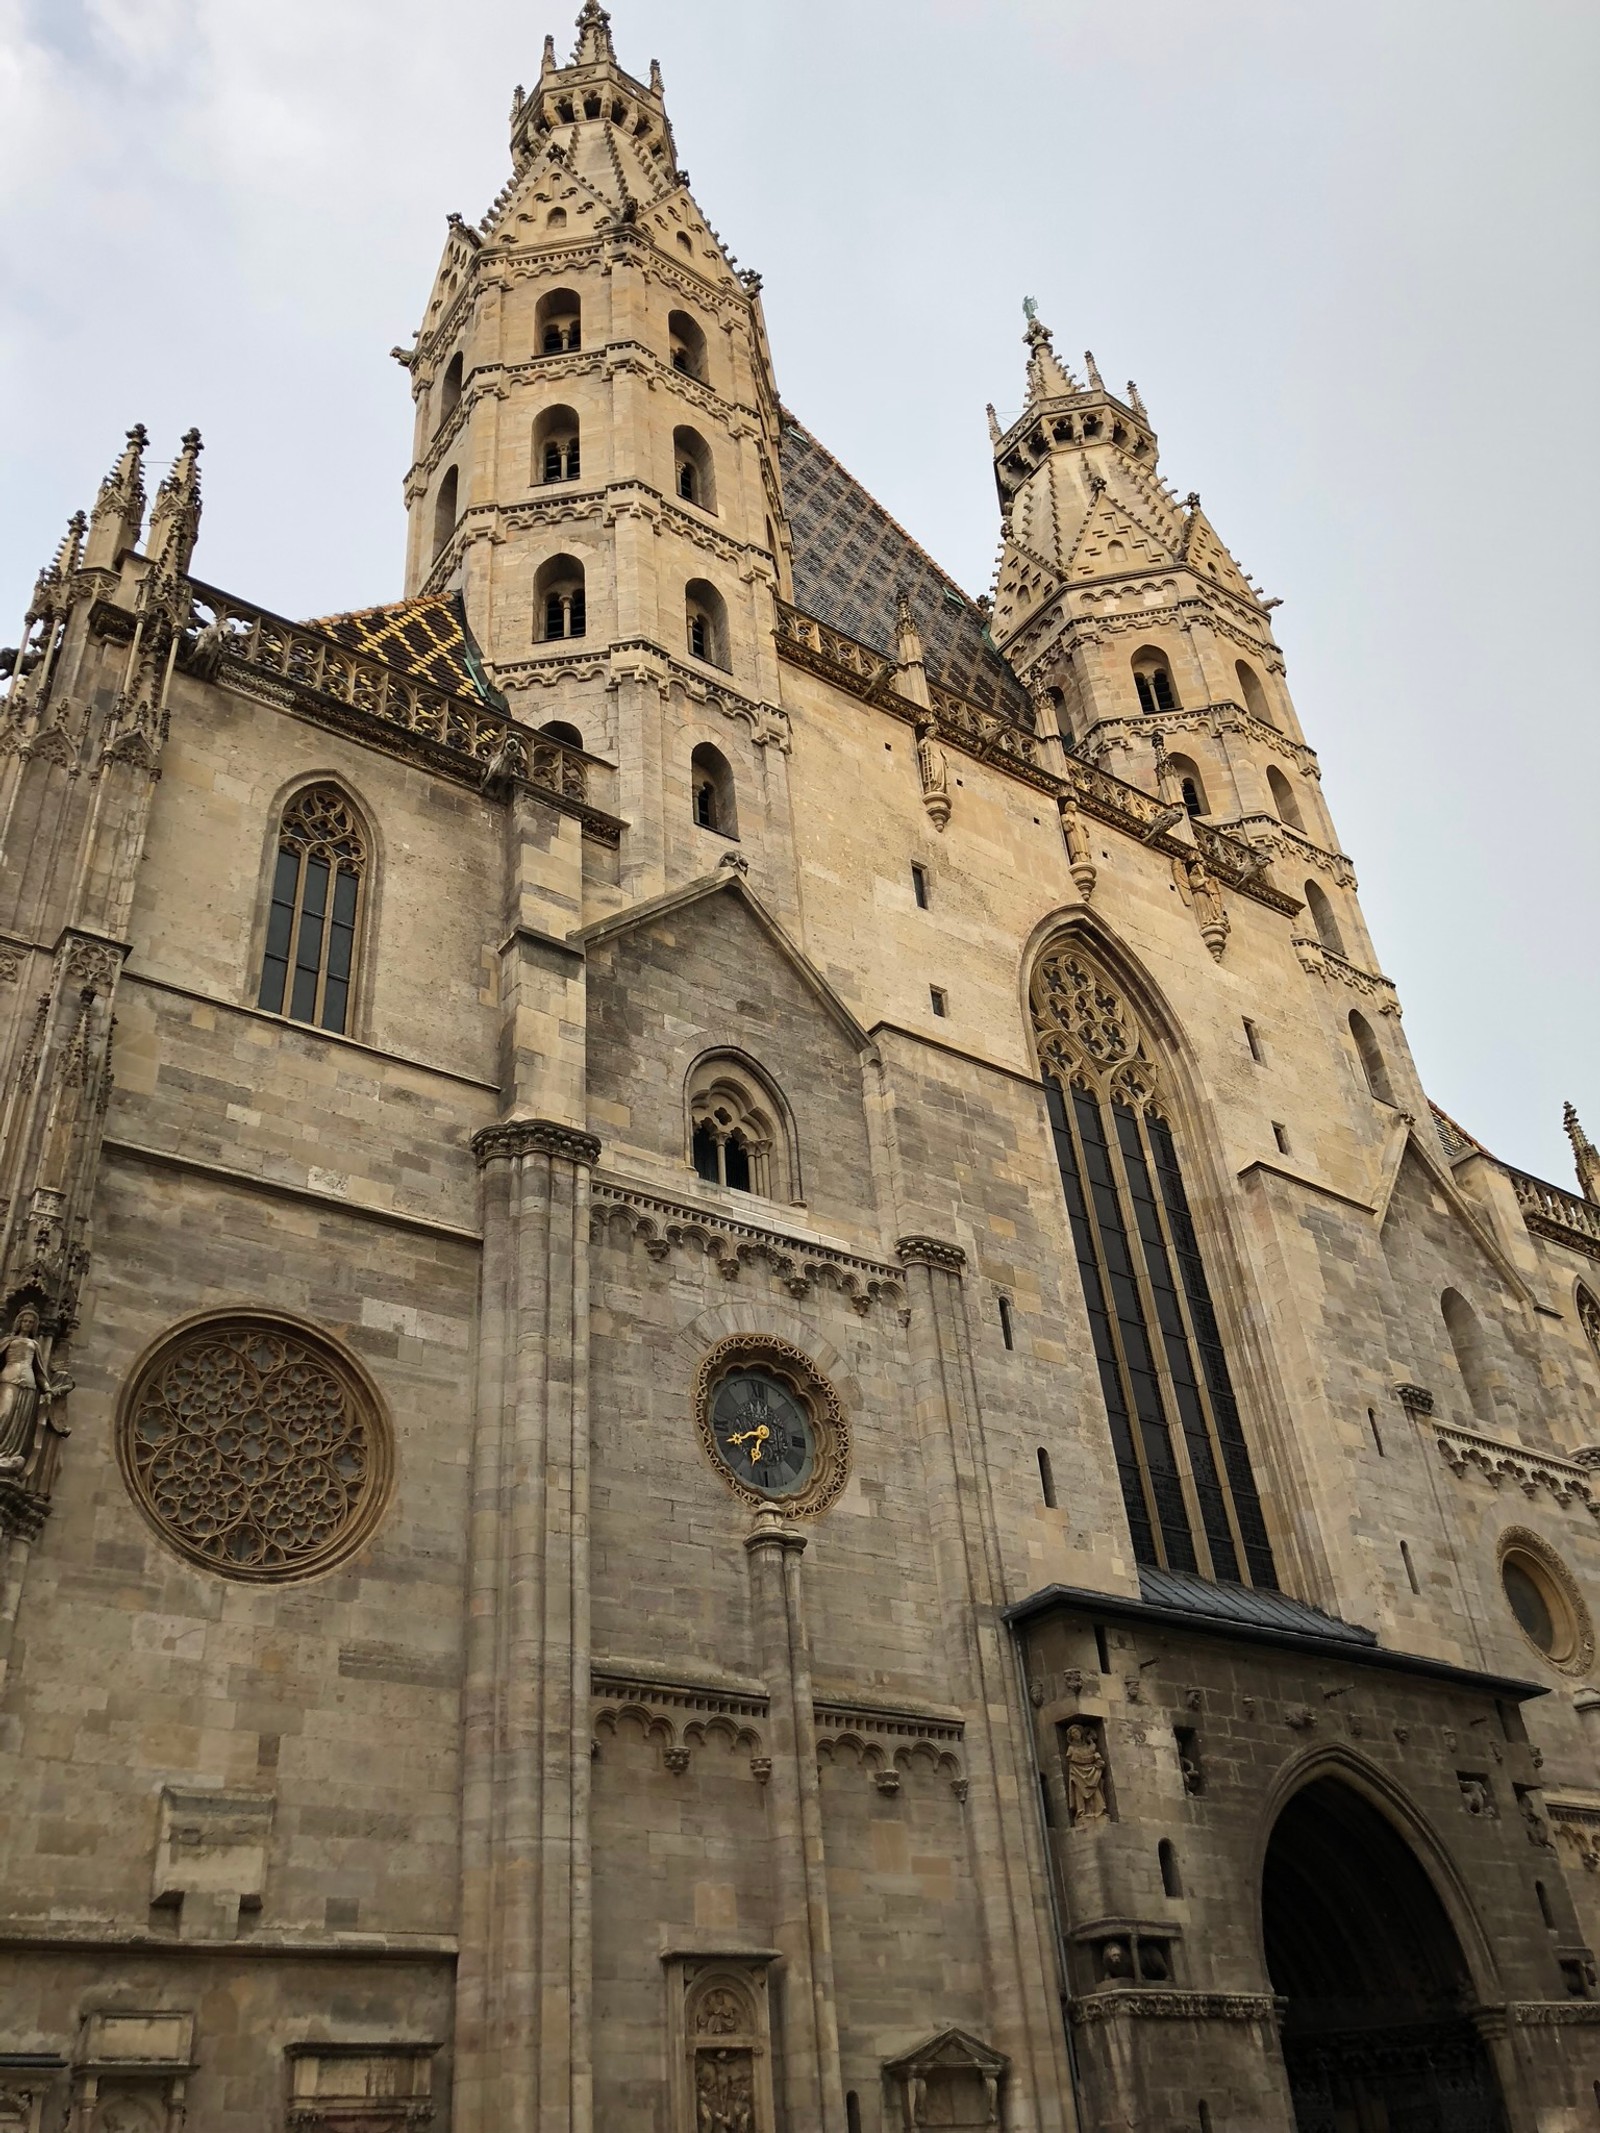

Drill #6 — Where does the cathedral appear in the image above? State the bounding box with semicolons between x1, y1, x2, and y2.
3;6;1599;2128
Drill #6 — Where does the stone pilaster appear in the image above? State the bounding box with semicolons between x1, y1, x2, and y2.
743;1509;847;2132
895;1236;1079;2133
457;1118;600;2133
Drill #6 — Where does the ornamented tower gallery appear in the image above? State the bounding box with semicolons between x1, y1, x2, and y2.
1;7;1598;2129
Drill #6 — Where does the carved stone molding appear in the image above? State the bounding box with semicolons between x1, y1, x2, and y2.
896;1235;967;1274
1505;2001;1600;2025
1550;1802;1600;1876
1069;1991;1283;2026
1509;1169;1600;1264
591;1182;906;1317
590;1664;769;1780
814;1697;966;1799
1432;1421;1599;1518
472;1119;602;1169
1395;1383;1435;1416
1291;937;1402;1014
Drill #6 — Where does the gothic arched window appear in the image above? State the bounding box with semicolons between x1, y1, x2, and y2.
1031;943;1277;1587
686;579;729;669
674;425;716;511
1132;647;1178;715
534;404;581;483
258;784;367;1035
687;1054;793;1201
536;553;587;641
690;741;736;836
536;288;581;355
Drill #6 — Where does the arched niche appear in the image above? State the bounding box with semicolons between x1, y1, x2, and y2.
1267;764;1306;834
1236;658;1277;727
668;308;708;381
535;286;581;355
673;424;716;512
430;466;459;565
689;740;737;837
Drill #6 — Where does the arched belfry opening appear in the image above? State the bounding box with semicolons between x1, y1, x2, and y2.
1264;1778;1508;2131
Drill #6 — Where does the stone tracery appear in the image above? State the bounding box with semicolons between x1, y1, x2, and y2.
118;1315;391;1581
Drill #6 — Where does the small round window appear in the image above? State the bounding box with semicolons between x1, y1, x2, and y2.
1498;1532;1593;1672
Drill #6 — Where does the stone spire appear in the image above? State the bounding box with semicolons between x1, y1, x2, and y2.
1022;307;1078;405
573;0;616;65
1565;1103;1600;1204
84;424;149;572
1083;349;1105;391
145;429;205;586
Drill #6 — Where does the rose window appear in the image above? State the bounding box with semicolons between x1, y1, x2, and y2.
118;1315;391;1580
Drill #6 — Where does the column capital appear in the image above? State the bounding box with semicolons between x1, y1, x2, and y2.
896;1235;966;1274
743;1507;807;1558
472;1118;602;1170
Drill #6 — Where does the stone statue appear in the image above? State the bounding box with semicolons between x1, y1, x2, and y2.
0;1308;59;1474
915;715;951;832
1063;1722;1109;1824
696;2049;754;2132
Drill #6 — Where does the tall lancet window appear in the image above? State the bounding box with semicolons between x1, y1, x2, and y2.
258;784;367;1036
1031;943;1277;1587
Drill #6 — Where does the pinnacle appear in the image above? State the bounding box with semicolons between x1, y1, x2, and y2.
573;0;616;66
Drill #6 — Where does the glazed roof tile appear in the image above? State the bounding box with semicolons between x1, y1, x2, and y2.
307;592;491;702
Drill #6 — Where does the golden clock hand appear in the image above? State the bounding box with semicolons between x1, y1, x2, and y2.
728;1424;770;1462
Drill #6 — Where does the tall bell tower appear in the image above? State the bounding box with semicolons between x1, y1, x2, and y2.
397;1;791;805
986;307;1384;979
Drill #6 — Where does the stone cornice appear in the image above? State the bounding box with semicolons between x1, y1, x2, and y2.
1290;937;1401;1013
472;1119;602;1169
1430;1419;1599;1517
1230;812;1355;887
1082;702;1319;781
591;1179;906;1316
896;1235;967;1274
1506;2001;1600;2025
1069;1991;1282;2026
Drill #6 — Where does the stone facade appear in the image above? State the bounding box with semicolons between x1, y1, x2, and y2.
1;6;1597;2128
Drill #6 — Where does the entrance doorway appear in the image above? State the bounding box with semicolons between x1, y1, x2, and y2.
1263;1778;1508;2133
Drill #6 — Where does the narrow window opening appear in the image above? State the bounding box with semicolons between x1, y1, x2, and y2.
1198;2105;1214;2133
1037;1445;1055;1506
431;466;459;565
668;308;707;381
1401;1540;1420;1594
689;742;736;837
911;862;930;909
846;2096;862;2133
692;1119;720;1182
929;986;948;1018
1175;1727;1204;1796
1093;1623;1110;1674
1159;1838;1182;1898
1181;777;1203;819
1242;1017;1263;1064
685;578;729;669
1039;1769;1056;1829
1272;1122;1290;1155
1267;764;1306;832
1368;1407;1385;1456
1536;1879;1556;1929
689;611;708;659
678;460;696;500
1133;650;1178;715
1304;878;1346;958
1000;1296;1016;1351
438;351;464;428
535;554;587;643
1349;1008;1395;1104
1236;660;1276;727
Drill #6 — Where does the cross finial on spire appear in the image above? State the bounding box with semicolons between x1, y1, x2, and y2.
85;423;150;572
145;428;204;584
573;0;615;65
1084;350;1105;391
1565;1102;1600;1203
1021;308;1079;404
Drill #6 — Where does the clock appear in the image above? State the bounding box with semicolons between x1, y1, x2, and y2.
709;1369;815;1498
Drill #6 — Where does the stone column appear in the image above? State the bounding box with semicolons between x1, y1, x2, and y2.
743;1509;846;2133
456;1119;598;2133
896;1237;1078;2133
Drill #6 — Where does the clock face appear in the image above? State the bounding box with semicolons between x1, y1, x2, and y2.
709;1370;815;1498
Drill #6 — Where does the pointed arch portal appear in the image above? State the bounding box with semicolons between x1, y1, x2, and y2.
1264;1778;1507;2132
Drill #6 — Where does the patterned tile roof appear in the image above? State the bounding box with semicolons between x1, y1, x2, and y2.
1430;1100;1491;1164
307;593;495;703
779;416;1035;724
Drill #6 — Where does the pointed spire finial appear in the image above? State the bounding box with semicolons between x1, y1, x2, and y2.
542;33;556;73
145;428;204;584
1021;308;1078;404
85;423;150;571
986;403;1003;446
1565;1102;1600;1203
1084;350;1105;391
650;58;664;96
573;0;615;65
1126;380;1148;421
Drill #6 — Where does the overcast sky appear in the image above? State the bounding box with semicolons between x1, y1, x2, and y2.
3;0;1596;1183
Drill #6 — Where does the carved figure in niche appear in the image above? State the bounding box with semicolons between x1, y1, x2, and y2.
92;2100;162;2133
1458;1775;1497;1819
0;1307;61;1472
696;1988;742;2036
915;714;951;831
695;2049;754;2132
1063;1722;1108;1825
1099;1939;1132;1979
1520;1791;1553;1848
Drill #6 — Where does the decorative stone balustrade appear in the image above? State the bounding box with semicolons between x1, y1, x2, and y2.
1509;1170;1600;1263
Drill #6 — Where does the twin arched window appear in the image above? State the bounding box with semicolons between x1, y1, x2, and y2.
536;289;581;355
258;785;367;1035
1031;942;1277;1588
669;309;707;380
690;742;736;836
686;579;729;669
537;554;587;641
1133;648;1178;715
535;405;580;484
674;425;716;511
